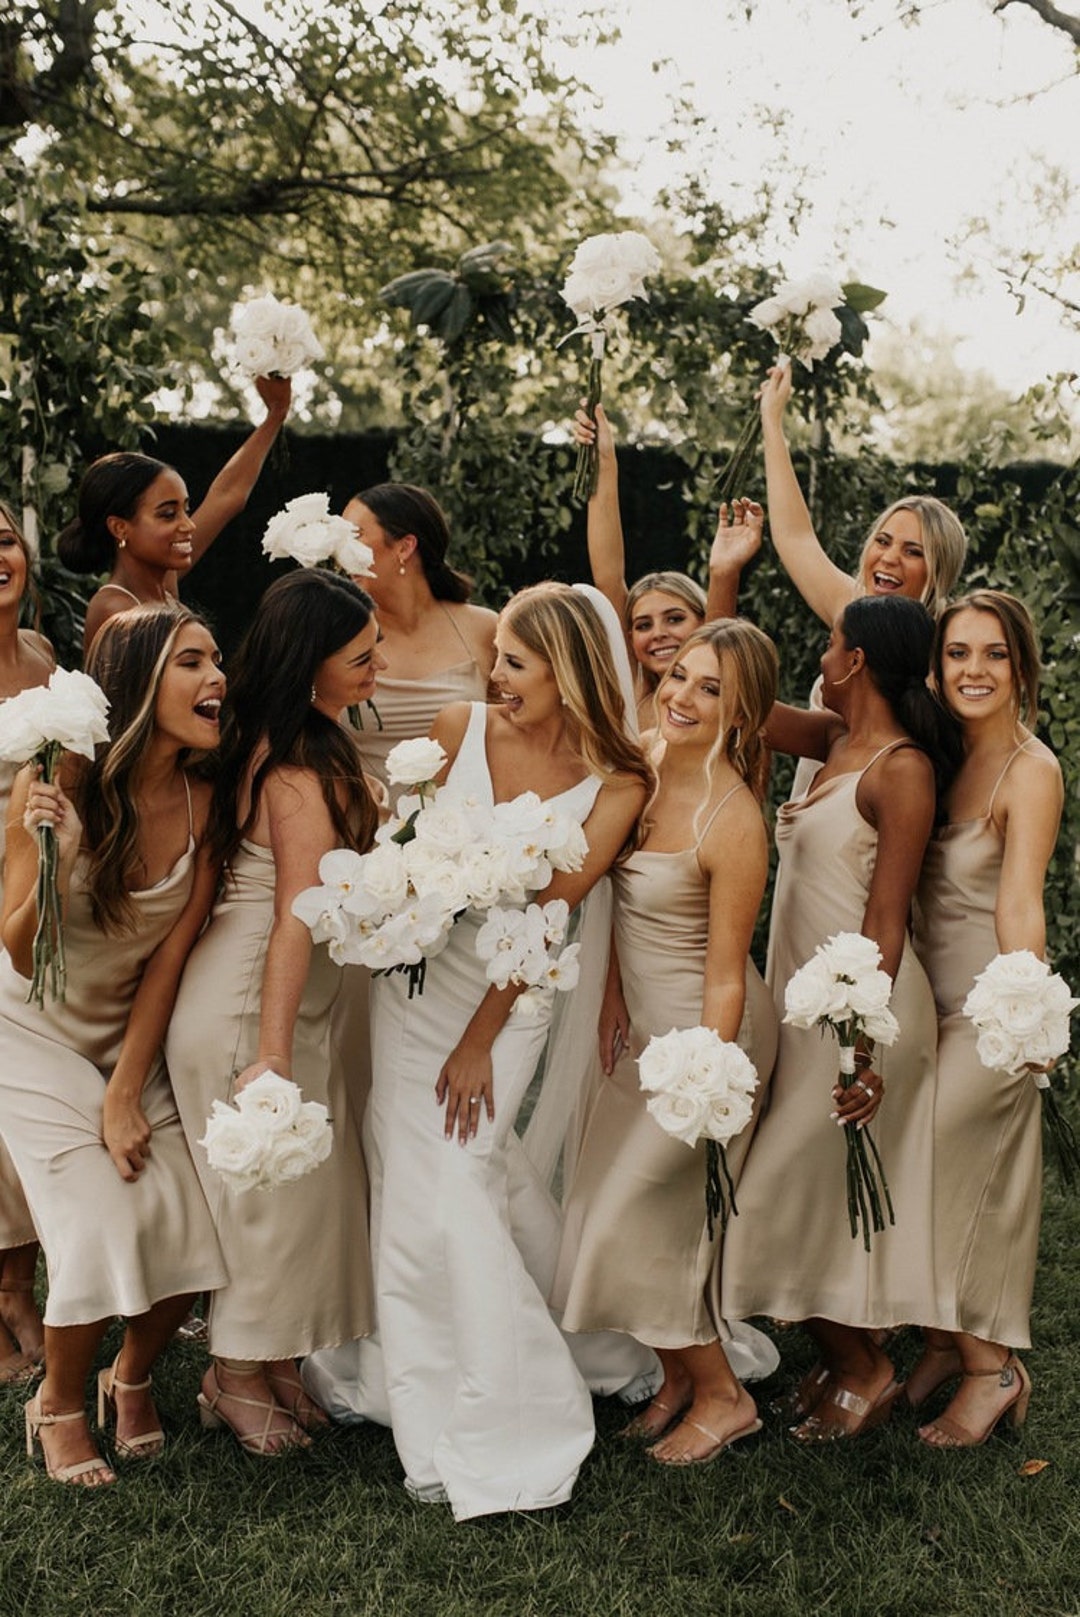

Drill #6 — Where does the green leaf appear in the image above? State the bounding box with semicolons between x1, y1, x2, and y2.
841;282;887;314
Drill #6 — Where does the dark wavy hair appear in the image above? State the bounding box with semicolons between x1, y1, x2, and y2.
841;594;964;807
211;569;379;868
57;452;172;573
81;605;212;932
353;483;473;603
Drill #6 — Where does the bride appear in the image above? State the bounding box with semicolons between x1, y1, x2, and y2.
310;583;653;1519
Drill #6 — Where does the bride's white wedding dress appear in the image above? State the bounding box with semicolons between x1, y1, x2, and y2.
305;703;658;1519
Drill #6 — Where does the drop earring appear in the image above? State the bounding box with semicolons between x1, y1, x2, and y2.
311;685;318;703
398;558;406;576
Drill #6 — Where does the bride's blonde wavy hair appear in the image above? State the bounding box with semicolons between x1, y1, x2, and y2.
82;605;208;933
499;583;653;801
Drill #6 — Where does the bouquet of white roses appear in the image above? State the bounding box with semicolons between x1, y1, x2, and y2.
716;273;885;507
784;930;899;1251
0;669;110;1006
199;1071;332;1194
292;741;588;996
231;294;324;379
262;493;375;577
560;231;660;503
638;1025;758;1238
964;950;1080;1185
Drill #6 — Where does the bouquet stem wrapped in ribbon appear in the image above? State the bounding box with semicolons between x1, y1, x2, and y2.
638;1025;758;1239
559;232;660;504
784;931;900;1252
964;949;1079;1187
0;669;110;1006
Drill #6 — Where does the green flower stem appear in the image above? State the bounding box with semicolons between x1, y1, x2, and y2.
705;1139;737;1241
572;351;604;505
837;1042;895;1253
28;740;66;1008
715;409;763;509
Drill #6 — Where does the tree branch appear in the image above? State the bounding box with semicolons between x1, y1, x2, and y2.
994;0;1080;46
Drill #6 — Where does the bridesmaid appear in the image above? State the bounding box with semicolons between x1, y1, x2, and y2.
722;594;963;1438
341;483;496;790
0;606;229;1484
710;364;967;795
361;583;652;1518
166;569;382;1455
573;405;765;726
58;375;291;653
910;590;1062;1446
552;619;780;1464
0;500;51;1382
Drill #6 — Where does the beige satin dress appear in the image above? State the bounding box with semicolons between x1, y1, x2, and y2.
0;823;228;1326
913;743;1042;1347
722;746;945;1330
552;787;779;1349
0;758;38;1249
166;839;373;1361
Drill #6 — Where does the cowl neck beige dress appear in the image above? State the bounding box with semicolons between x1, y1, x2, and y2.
722;744;945;1330
913;741;1042;1347
0;756;38;1249
166;837;373;1360
0;808;227;1324
552;786;778;1348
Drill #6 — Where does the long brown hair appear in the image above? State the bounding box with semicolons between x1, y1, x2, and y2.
82;606;207;932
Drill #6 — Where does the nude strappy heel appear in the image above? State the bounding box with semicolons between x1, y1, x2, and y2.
97;1356;165;1460
25;1391;115;1485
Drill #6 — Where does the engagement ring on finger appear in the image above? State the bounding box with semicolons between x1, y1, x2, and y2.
468;1098;480;1107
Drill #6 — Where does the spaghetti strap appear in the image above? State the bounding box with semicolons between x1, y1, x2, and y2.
693;782;748;850
987;738;1035;819
181;772;194;839
858;738;917;779
438;603;477;664
99;583;142;607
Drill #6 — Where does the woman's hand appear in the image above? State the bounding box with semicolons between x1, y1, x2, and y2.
599;982;630;1075
102;1086;153;1183
573;401;616;468
709;498;764;578
23;772;82;872
435;1035;495;1144
831;1065;884;1129
254;373;292;422
759;362;793;429
234;1057;291;1095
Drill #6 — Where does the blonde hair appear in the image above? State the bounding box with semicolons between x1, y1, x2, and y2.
0;499;40;626
857;496;967;616
624;571;707;692
500;583;652;797
656;620;779;829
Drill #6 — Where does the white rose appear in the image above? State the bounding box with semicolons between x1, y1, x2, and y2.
703;1086;755;1147
784;956;841;1028
25;669;111;760
975;1025;1022;1074
232;296;282;341
645;1089;711;1147
387;738;449;788
819;932;883;977
748;294;788;333
638;1028;691;1094
199;1103;269;1192
845;969;894;1018
860;1005;901;1046
976;950;1049;997
262;493;341;567
414;798;484;857
458;845;513;910
350;841;409;918
234;1071;303;1128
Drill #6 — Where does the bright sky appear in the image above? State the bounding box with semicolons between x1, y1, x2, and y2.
547;0;1080;393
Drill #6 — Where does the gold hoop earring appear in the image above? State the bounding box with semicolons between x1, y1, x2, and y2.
833;665;858;687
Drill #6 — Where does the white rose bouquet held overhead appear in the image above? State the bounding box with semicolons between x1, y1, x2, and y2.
784;930;900;1252
231;294;324;380
964;950;1080;1186
0;670;110;1006
199;1071;332;1194
715;274;886;508
638;1025;758;1238
560;231;660;503
292;741;589;997
262;492;375;577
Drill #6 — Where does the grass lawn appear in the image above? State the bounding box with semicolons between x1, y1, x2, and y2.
2;1181;1078;1617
